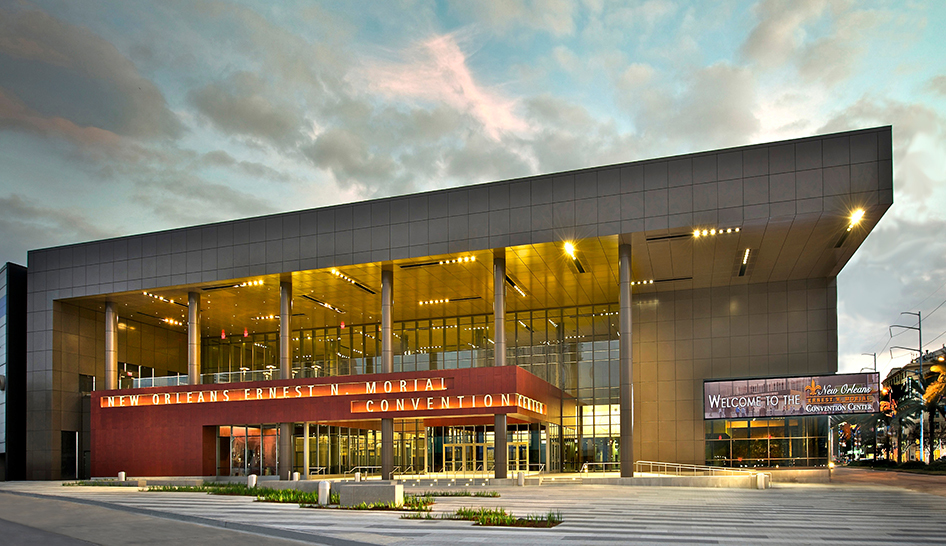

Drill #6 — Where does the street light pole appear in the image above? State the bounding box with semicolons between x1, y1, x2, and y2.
890;311;923;462
861;352;877;372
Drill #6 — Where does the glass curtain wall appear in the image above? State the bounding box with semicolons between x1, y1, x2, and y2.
203;304;622;472
290;420;426;476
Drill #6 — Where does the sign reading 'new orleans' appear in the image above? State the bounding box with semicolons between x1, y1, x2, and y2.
703;373;880;419
99;375;547;416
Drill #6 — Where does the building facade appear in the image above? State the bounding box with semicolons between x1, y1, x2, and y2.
24;127;892;479
1;262;27;480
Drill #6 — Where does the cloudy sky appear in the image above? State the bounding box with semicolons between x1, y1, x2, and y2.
1;0;945;378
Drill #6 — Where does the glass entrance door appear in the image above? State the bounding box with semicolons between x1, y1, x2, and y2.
444;445;463;472
443;443;486;473
508;442;529;473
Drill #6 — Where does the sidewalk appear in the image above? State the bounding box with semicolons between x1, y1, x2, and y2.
830;466;946;497
2;477;946;545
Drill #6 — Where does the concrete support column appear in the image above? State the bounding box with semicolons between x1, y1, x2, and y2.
105;302;118;391
493;255;508;479
279;422;292;480
280;281;292;380
619;243;634;477
494;255;506;367
381;267;394;480
279;280;293;480
187;292;200;386
303;422;310;479
494;414;507;479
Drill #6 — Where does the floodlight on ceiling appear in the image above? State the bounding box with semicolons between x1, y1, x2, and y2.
563;242;586;274
835;208;866;248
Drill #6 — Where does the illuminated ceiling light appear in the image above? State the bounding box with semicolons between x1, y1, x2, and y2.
564;242;576;259
548;319;558;328
329;269;377;295
143;291;188;307
847;209;866;232
237;280;264;288
505;275;527;298
438;256;476;265
419;298;451;305
836;210;865;247
252;314;279;321
693;227;740;238
738;249;752;277
564;242;586;273
300;294;345;314
162;318;183;326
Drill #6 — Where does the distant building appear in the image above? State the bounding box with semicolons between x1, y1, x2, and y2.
1;262;27;480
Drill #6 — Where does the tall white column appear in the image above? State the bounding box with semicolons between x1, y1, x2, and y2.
105;302;118;390
619;243;634;477
493;255;507;479
188;292;200;386
381;267;394;480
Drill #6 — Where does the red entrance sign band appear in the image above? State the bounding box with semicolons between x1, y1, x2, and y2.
100;376;451;408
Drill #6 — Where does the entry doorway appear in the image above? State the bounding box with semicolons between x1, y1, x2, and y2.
443;442;491;473
508;442;529;473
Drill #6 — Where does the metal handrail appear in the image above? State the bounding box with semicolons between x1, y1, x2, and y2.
345;465;382;475
580;461;621;473
634;460;757;476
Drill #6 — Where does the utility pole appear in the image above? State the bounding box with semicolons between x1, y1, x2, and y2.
891;311;923;462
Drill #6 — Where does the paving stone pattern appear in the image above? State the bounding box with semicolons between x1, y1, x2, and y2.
2;481;944;545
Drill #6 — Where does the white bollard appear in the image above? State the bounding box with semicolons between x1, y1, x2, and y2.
517;472;525;486
318;481;331;506
118;471;126;482
292;471;301;481
247;474;257;488
354;471;361;482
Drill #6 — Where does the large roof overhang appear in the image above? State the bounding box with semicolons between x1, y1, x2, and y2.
63;204;880;337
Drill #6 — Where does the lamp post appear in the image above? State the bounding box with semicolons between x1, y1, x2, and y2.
862;352;877;372
891;311;923;462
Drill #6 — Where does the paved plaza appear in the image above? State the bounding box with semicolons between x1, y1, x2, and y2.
2;470;945;545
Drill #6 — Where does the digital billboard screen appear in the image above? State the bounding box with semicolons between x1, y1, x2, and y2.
703;373;880;420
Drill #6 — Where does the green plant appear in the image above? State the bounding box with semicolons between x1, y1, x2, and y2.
450;507;562;528
401;512;434;520
403;493;434;511
473;490;500;497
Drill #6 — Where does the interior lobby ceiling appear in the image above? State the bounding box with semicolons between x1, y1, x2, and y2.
67;206;876;338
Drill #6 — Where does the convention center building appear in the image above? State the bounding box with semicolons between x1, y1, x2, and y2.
18;127;891;480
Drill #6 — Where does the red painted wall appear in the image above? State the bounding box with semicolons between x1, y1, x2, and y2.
91;366;563;477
